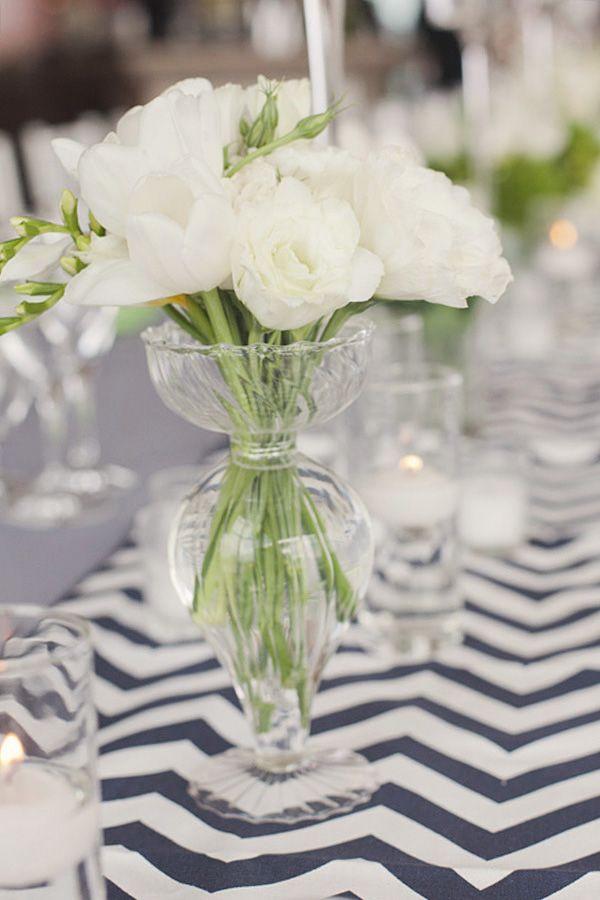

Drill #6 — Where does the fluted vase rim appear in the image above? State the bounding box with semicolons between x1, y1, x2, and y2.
141;318;374;357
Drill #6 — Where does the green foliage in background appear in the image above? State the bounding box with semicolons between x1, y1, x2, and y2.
493;124;600;229
430;122;600;234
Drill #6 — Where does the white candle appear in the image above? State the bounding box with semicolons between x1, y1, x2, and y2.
458;474;527;552
360;454;459;531
0;733;99;889
531;436;599;467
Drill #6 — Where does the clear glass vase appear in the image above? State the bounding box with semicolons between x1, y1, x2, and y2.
143;320;377;824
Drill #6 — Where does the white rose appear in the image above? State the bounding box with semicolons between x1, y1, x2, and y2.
355;149;512;307
230;159;279;210
269;144;359;203
232;173;383;330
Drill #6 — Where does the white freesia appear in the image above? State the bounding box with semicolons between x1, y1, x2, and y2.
232;173;383;330
0;233;72;284
355;148;512;307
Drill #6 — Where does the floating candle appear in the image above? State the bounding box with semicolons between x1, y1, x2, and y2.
359;454;459;531
531;436;600;467
0;733;99;889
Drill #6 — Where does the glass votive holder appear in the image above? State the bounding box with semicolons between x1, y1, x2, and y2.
0;607;103;899
369;308;425;377
352;364;463;654
134;465;203;627
458;440;528;554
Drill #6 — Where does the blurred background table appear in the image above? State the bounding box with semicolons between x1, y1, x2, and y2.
0;336;221;606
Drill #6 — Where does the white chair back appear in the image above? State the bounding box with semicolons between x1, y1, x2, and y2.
0;132;25;234
20;112;111;217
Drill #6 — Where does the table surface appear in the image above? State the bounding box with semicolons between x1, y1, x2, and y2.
62;526;600;899
58;373;600;900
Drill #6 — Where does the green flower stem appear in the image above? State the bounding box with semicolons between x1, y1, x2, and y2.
225;102;341;179
186;296;215;342
163;304;206;342
187;310;359;734
319;300;374;343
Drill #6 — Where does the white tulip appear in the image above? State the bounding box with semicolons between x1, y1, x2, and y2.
63;232;168;307
63;156;234;307
232;173;383;330
126;160;234;295
354;149;512;307
0;233;72;284
52;79;236;306
214;83;247;151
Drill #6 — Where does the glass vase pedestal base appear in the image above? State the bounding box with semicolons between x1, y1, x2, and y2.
362;604;463;657
188;747;379;824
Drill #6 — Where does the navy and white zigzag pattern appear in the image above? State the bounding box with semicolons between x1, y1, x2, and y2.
60;504;600;898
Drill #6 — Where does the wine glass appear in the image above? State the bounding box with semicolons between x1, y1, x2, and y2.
0;337;33;506
6;304;137;528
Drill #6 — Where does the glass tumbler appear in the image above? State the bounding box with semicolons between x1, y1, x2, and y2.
0;607;103;899
352;364;464;653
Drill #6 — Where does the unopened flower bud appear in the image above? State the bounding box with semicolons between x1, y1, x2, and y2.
60;189;81;235
246;90;279;149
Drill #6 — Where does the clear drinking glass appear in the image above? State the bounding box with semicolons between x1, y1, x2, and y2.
0;607;103;899
352;363;464;653
334;310;425;479
143;321;377;824
0;337;33;506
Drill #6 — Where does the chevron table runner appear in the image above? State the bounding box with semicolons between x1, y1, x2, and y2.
58;404;600;900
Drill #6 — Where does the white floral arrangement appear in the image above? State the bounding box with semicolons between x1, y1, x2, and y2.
0;76;511;342
0;77;513;739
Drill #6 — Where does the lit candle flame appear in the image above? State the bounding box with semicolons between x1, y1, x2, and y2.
0;733;24;771
549;219;578;251
399;454;424;474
